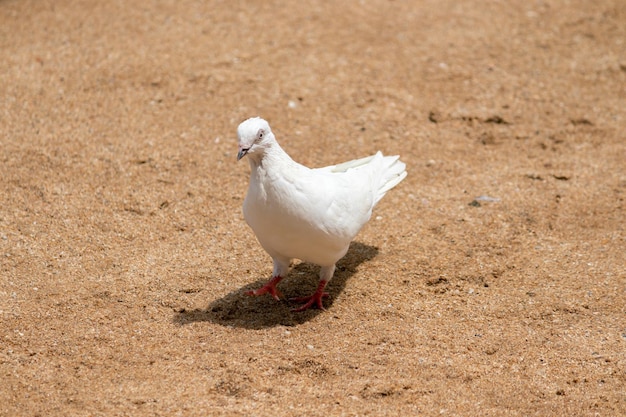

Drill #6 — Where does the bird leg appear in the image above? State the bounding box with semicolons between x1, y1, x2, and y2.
291;280;330;312
245;275;283;300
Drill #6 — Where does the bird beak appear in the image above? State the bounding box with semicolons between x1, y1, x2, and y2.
237;147;249;161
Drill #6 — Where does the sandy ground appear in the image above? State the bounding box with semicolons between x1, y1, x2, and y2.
1;0;625;415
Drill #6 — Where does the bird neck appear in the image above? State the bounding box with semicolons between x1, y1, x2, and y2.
247;134;295;171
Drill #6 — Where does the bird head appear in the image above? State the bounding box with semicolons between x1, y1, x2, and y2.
237;117;273;161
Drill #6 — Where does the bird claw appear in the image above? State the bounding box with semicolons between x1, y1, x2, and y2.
245;276;283;301
290;292;330;312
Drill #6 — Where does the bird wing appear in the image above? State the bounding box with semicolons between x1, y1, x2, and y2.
314;154;378;174
314;151;407;205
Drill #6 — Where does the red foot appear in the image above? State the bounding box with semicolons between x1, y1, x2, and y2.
245;275;283;300
291;280;329;312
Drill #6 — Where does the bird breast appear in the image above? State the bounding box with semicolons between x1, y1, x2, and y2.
243;165;369;266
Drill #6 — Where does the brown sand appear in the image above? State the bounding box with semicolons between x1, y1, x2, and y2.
1;0;625;415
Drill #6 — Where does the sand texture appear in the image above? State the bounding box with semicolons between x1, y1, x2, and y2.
1;0;625;415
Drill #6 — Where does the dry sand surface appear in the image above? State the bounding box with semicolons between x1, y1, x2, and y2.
1;0;625;415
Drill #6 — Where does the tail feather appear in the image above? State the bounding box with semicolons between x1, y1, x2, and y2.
373;153;407;205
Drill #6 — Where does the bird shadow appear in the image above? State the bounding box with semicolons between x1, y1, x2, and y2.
174;241;379;329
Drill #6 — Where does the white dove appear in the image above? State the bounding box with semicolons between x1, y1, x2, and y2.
237;117;407;311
